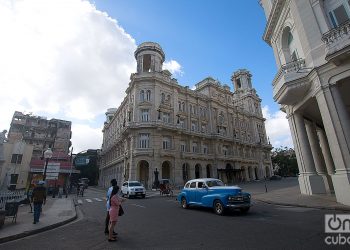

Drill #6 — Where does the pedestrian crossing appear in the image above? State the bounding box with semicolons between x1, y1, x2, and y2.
76;192;172;205
77;197;107;204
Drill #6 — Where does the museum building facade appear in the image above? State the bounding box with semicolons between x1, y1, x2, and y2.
99;42;272;189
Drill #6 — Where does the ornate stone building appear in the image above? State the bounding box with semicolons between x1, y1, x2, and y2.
99;42;272;189
260;0;350;205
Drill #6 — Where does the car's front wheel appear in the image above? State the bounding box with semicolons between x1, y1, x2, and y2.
181;197;188;209
142;194;146;198
213;200;225;215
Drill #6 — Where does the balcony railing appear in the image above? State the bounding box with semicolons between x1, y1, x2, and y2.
322;20;350;59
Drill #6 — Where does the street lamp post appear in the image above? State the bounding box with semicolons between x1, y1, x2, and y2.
43;148;53;181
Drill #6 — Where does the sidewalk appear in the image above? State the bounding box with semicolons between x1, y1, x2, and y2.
239;177;350;211
0;196;77;244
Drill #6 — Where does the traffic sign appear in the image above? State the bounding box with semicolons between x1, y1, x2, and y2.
75;156;90;166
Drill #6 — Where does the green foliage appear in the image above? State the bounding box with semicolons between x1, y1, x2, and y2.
271;147;298;177
74;150;99;185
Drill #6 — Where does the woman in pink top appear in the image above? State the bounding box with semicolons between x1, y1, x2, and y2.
108;186;125;241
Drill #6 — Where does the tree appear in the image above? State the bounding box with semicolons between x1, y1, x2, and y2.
74;149;100;185
271;147;298;177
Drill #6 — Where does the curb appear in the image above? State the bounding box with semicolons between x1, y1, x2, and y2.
254;198;350;212
0;201;78;244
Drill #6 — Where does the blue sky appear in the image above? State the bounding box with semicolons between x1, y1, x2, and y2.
0;0;292;153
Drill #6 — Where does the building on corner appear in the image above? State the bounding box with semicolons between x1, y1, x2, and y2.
260;0;350;205
99;42;272;189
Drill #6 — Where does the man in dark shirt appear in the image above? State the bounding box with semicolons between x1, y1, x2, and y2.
31;180;47;224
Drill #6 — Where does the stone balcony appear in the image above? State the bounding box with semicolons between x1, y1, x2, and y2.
272;58;310;105
322;20;350;64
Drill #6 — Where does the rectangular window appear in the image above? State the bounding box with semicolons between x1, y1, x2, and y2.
181;144;186;152
11;154;23;164
141;109;149;122
180;120;185;129
334;4;349;25
192;143;198;153
191;122;197;131
162;137;171;149
203;145;208;154
329;4;350;27
222;146;228;156
162;113;170;123
139;133;150;148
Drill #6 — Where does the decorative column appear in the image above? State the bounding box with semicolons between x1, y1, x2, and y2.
316;128;335;193
293;113;325;194
128;137;136;180
304;120;329;193
316;128;335;175
316;86;350;205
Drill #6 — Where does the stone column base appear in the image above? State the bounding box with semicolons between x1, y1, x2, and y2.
298;174;327;194
332;173;350;206
321;174;334;194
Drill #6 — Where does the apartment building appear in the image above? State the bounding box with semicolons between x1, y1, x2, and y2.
8;111;72;159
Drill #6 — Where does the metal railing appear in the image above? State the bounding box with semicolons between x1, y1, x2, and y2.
0;190;26;210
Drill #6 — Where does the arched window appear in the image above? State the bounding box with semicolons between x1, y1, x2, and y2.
281;27;299;63
140;90;145;101
146;90;151;101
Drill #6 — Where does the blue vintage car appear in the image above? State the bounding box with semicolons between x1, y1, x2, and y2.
177;178;251;215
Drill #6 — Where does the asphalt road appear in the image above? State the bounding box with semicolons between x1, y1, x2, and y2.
1;187;346;249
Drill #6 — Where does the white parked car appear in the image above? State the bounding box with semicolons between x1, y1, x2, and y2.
121;181;146;198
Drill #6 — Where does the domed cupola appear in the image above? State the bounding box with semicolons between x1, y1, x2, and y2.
134;42;165;73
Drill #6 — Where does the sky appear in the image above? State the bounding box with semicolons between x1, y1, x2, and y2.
0;0;292;154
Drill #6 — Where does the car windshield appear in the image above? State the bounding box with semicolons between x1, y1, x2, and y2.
206;180;224;187
129;182;142;187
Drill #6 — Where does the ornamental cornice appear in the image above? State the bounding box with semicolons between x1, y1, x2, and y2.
263;0;286;45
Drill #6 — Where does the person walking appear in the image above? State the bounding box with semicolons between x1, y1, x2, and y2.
105;179;118;235
108;186;125;242
31;180;47;224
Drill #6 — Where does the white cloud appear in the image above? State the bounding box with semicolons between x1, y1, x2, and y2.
163;59;183;77
71;124;103;153
0;0;137;151
262;105;293;149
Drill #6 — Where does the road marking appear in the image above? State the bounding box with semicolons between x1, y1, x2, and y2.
77;199;83;204
94;198;103;201
85;199;92;203
130;204;146;208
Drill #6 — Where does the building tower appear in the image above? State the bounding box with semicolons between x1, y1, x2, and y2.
135;42;165;73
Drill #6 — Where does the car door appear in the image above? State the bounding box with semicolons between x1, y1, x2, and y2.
195;181;208;204
187;181;197;203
